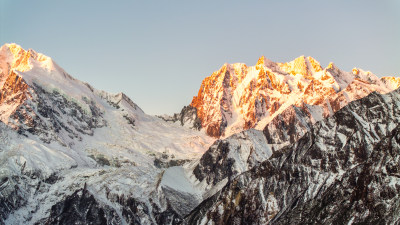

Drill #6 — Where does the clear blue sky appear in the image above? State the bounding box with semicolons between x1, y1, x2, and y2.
1;1;399;115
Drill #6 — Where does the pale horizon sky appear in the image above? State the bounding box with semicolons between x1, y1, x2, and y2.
1;1;399;115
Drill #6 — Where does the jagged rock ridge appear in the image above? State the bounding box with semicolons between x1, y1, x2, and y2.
187;58;400;197
158;105;202;131
190;55;400;137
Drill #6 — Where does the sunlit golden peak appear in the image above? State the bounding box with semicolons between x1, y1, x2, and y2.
327;62;337;70
1;43;52;73
352;68;360;75
3;43;49;61
277;55;310;76
2;43;32;72
256;56;266;66
294;55;306;61
6;43;26;57
307;56;322;72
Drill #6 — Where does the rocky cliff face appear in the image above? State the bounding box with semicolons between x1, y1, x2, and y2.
187;88;400;224
40;187;184;225
192;129;271;192
190;56;399;138
158;105;202;131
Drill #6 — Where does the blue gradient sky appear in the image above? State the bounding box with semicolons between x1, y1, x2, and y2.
1;1;399;115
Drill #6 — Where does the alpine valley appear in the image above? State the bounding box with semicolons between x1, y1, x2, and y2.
1;43;400;225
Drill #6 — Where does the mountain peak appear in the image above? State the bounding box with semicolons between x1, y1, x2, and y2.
307;56;322;72
327;62;338;70
381;76;400;90
278;55;311;77
352;68;360;75
5;43;25;55
3;43;39;60
1;43;33;72
1;43;51;73
256;56;266;66
295;55;306;61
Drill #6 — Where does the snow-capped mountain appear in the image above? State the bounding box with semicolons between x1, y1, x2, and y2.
188;55;400;138
1;43;400;225
171;56;400;200
0;43;215;224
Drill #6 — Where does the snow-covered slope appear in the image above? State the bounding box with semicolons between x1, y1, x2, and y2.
0;43;215;224
0;43;214;160
189;56;400;138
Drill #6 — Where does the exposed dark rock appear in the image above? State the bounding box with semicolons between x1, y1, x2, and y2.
161;186;200;217
193;141;235;185
41;187;185;225
118;194;183;225
154;158;190;169
90;154;111;166
123;114;135;127
263;104;312;145
42;173;60;185
0;179;26;225
186;89;400;224
44;188;120;225
192;128;270;189
12;83;106;145
158;105;202;131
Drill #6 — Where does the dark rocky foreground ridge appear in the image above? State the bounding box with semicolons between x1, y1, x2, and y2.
186;89;400;224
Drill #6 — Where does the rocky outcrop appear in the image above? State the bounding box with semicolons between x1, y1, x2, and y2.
0;71;30;125
41;187;185;225
381;76;400;89
190;63;237;137
263;104;312;146
193;141;234;185
0;177;26;225
43;188;120;225
158;105;201;130
193;129;271;190
27;84;105;144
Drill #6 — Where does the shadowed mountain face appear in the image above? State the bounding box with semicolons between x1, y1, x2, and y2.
187;89;400;224
1;43;400;225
